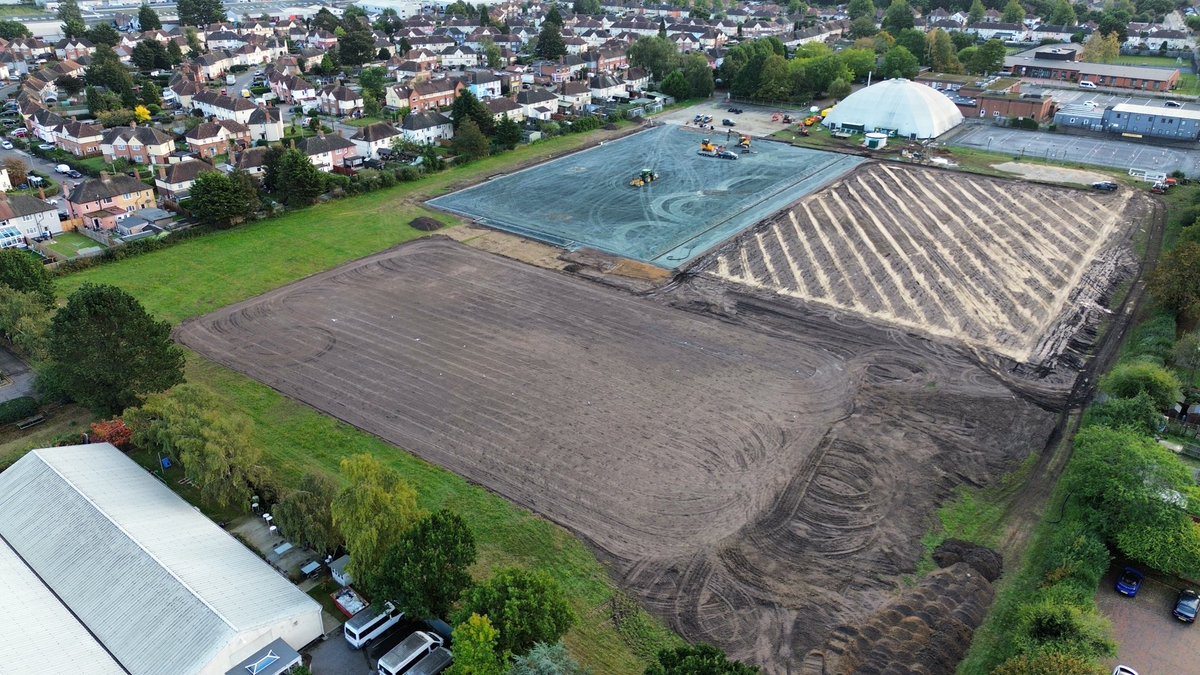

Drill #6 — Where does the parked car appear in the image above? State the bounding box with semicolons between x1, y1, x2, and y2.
37;143;55;151
11;129;26;138
1115;567;1144;596
1174;589;1199;622
1092;181;1119;191
721;118;736;126
1112;667;1138;675
0;140;12;150
1165;100;1183;108
66;169;82;179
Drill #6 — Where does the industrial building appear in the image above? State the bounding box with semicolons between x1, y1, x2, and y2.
1054;102;1200;141
1004;44;1181;92
823;78;964;139
916;74;1057;123
0;443;323;675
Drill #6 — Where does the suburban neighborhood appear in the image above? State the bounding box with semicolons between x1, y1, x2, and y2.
3;0;1200;673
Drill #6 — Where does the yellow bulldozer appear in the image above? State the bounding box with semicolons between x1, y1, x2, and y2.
737;135;751;149
630;168;658;187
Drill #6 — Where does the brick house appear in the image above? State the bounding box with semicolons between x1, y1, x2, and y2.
350;122;403;159
57;120;104;157
185;120;250;159
296;133;359;172
318;85;365;117
101;125;176;166
386;79;465;111
66;174;156;231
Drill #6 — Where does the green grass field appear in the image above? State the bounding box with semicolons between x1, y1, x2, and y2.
54;123;679;672
46;231;105;260
1113;54;1189;67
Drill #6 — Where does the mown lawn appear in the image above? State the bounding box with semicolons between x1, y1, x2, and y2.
46;231;105;260
59;126;636;324
1113;54;1189;67
187;355;681;673
54;121;679;673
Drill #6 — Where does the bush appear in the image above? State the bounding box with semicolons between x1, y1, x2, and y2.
1009;117;1039;130
1124;313;1176;364
1100;360;1181;410
0;396;39;424
993;649;1107;675
1014;601;1115;659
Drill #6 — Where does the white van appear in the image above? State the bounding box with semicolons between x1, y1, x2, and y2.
343;601;403;649
378;631;444;675
1079;80;1097;89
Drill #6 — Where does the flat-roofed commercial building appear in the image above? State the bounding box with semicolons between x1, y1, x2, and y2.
1005;44;1181;92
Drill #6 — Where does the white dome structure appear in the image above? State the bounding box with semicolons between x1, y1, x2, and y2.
823;79;964;139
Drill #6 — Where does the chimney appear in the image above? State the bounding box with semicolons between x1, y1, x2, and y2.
157;164;166;181
130;119;137;128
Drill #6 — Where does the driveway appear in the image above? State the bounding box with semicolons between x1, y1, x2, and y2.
0;346;34;403
942;125;1200;175
306;633;370;675
1097;564;1200;673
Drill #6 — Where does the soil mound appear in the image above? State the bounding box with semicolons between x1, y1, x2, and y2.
799;562;995;675
410;217;444;231
933;539;1004;582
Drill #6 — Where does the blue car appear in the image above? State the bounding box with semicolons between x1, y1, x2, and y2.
1115;567;1145;597
1174;589;1199;623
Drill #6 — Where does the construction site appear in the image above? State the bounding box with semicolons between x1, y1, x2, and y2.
179;124;1158;673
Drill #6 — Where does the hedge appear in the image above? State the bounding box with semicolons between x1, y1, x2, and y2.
0;396;39;424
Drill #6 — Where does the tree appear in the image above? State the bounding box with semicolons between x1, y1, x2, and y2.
927;28;962;73
0;20;30;39
87;46;136;105
658;17;667;38
185;27;202;54
448;614;506;675
376;509;477;619
339;24;376;66
508;642;587;675
494;116;522;150
1152;242;1200;322
993;651;1112;675
0;286;50;360
573;0;601;14
274;472;343;556
967;38;1006;74
847;0;875;20
646;644;759;675
828;77;852;100
97;109;137;128
681;53;714;98
58;0;86;39
484;41;502;69
87;23;121;47
133;105;151;123
42;284;183;415
458;568;574;655
535;21;567;59
139;3;163;30
1049;0;1076;25
893;28;926;63
274;147;326;207
1081;31;1120;63
178;0;226;26
880;45;919;78
838;48;877;80
187;170;259;227
330;453;422;596
261;145;285;193
167;40;184;65
132;40;172;70
90;418;133;449
1002;0;1025;24
0;248;53;307
452;118;491;162
1100;360;1180;410
546;3;563;26
55;75;85;98
450;89;494;135
849;15;878;38
628;36;679;82
141;81;162;106
359;66;389;99
661;70;691;101
881;0;914;33
754;54;790;100
968;0;986;24
1082;391;1161;435
125;384;265;510
1;159;26;198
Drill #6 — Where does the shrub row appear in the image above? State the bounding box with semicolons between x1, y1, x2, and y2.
0;396;39;424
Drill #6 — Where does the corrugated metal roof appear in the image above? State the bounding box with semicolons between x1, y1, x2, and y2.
1111;102;1200;122
0;444;322;675
0;538;127;675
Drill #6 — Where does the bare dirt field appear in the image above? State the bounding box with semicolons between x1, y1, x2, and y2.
992;161;1111;186
178;239;1060;673
703;163;1150;365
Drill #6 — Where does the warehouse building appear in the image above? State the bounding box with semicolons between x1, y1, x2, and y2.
1055;102;1200;140
1005;44;1180;92
0;443;323;675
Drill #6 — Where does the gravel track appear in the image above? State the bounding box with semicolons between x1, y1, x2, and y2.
179;240;1060;673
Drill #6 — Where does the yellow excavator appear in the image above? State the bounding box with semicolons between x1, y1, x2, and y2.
698;138;739;160
630;168;658;187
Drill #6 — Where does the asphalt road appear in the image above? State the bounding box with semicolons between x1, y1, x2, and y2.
942;125;1200;175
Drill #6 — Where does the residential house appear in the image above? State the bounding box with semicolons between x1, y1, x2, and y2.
624;67;650;93
268;73;317;109
54;37;94;62
247;106;285;143
191;90;259;124
400;110;453;144
460;69;502;99
296;133;359;172
0;192;61;242
155;160;219;201
186;121;236;159
485;96;524;121
28;108;64;144
56;120;103;157
350;121;403;158
556;80;591;111
516;88;558;120
234;146;269;177
589;73;626;100
439;45;480;69
66;174;156;231
101;125;176;165
387;78;464;111
318;85;365;117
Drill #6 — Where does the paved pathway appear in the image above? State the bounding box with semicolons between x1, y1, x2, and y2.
0;346;34;403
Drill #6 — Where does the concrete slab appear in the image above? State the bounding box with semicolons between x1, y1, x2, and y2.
428;125;862;268
945;125;1200;174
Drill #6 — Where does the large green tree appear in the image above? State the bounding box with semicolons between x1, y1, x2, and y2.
58;0;87;39
967;38;1007;74
880;45;919;78
881;0;914;33
1081;391;1161;435
126;383;265;510
274;148;326;207
186;169;259;228
42;284;183;414
450;89;494;135
452;118;490;162
661;69;691;101
535;21;567;59
1001;0;1025;24
457;568;574;655
331;453;422;596
274;472;343;556
494;116;522;150
629;36;679;82
0;286;51;360
847;0;875;20
86;45;136;106
1099;360;1180;410
87;23;121;47
1048;0;1076;25
448;614;506;675
376;509;476;619
646;644;759;675
178;0;226;26
838;48;877;80
927;28;962;73
0;20;30;39
682;53;715;98
0;249;54;307
1151;241;1200;323
968;0;986;24
339;23;377;66
139;3;162;30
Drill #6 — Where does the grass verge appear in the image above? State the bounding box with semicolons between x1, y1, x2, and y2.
185;354;681;672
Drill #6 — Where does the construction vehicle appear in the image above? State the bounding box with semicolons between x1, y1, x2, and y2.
803;115;821;126
698;138;739;160
630;168;658;187
737;135;751;149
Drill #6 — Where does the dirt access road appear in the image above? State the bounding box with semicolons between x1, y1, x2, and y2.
179;240;1058;672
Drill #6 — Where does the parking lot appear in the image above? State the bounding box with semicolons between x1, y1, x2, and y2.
944;125;1200;175
657;98;812;137
1097;564;1200;673
1049;88;1196;110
